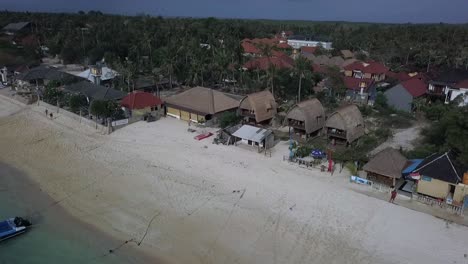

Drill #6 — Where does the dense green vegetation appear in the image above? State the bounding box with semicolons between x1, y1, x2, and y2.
2;11;468;99
408;105;468;165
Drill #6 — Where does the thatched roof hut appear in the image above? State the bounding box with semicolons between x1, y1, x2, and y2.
239;90;277;123
286;99;325;135
325;104;364;143
165;86;240;116
363;148;408;181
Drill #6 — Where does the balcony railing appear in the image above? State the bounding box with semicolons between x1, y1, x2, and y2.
327;129;347;139
288;121;305;130
240;110;255;118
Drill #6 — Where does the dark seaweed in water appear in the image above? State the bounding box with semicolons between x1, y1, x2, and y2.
0;162;157;264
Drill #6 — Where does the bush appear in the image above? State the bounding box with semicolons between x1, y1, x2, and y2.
345;162;358;175
375;92;388;109
374;127;392;140
219;112;240;128
68;94;88;113
43;85;63;104
296;145;312;158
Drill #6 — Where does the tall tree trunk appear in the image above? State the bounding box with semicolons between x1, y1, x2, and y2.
298;75;303;103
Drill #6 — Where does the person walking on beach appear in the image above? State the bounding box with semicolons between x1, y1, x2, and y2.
389;188;397;203
45;109;48;116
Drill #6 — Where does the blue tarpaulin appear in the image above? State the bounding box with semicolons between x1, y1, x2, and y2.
402;159;424;177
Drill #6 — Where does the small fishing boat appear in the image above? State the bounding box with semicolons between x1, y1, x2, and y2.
0;217;32;242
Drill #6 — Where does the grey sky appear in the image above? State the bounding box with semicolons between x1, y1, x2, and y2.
2;0;468;23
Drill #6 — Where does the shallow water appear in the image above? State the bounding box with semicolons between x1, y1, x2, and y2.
0;162;153;264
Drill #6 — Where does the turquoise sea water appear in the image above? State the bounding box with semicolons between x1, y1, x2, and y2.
0;162;153;264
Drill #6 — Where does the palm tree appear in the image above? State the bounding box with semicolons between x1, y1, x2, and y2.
292;55;313;102
265;64;278;97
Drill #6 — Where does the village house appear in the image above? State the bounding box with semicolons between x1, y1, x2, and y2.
286;98;325;139
231;124;274;152
384;76;427;112
343;76;376;105
63;81;127;102
344;61;389;82
427;70;468;104
340;50;355;59
447;79;468;106
121;91;163;117
1;22;31;36
78;64;118;87
165;86;242;124
363;148;409;187
411;152;465;202
15;66;80;88
241;38;291;57
243;55;294;71
239;90;277;124
325;104;365;144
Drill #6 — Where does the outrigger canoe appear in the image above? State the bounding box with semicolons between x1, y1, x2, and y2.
0;217;31;242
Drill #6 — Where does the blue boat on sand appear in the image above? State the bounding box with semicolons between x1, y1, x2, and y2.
0;217;31;242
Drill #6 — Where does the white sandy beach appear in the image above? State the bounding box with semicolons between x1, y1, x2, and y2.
1;95;468;264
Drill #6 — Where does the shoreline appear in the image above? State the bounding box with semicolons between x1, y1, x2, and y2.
0;161;162;263
0;94;167;263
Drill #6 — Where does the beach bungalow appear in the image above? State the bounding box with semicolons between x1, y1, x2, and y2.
286;99;325;139
384;77;427;112
239;90;277;124
325;105;364;144
428;69;468;103
412;152;464;201
232;125;274;152
165;86;241;124
363;148;409;187
121;91;163;117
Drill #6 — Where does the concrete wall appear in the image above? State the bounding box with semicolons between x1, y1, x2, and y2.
417;178;450;199
454;184;468;203
385;84;413;112
37;101;107;133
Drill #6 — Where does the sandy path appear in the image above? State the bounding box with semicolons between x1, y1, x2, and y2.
1;96;468;264
371;123;425;155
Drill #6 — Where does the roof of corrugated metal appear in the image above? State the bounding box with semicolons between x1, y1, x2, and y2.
232;125;272;143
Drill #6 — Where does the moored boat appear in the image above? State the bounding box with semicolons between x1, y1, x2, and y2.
0;217;32;242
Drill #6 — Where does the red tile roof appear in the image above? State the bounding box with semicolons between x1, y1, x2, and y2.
400;78;427;98
121;91;163;110
344;61;389;75
312;64;326;74
454;79;468;89
277;42;292;49
343;77;374;91
241;41;261;55
387;71;412;82
243;56;293;71
301;46;318;54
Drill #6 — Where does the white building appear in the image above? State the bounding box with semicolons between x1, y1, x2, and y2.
445;80;468;106
287;37;333;50
78;65;118;85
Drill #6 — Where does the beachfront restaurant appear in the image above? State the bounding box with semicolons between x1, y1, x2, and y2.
164;86;241;124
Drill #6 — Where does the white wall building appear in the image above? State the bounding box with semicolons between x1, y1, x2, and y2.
287;39;333;50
